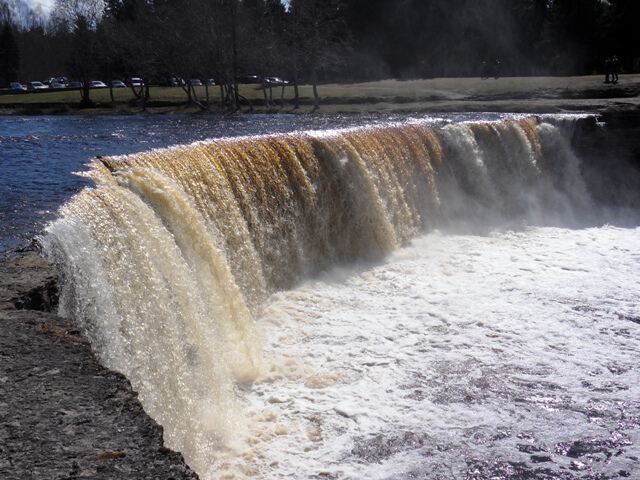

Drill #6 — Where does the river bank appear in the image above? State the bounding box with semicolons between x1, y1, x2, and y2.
0;247;199;479
0;75;639;116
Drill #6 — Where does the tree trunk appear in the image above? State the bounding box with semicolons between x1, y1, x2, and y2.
224;82;234;106
280;85;285;107
140;83;149;111
311;68;319;110
230;1;239;110
109;81;114;103
293;76;300;109
181;83;192;104
185;83;207;110
232;82;239;111
80;82;92;107
262;81;269;108
219;84;225;108
129;85;143;100
238;92;253;112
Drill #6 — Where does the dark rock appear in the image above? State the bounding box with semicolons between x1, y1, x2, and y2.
0;251;198;479
530;455;552;463
566;439;616;458
518;443;545;454
96;451;127;460
571;112;640;211
0;249;58;311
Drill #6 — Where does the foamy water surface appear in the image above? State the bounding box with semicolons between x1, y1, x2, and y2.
219;226;640;479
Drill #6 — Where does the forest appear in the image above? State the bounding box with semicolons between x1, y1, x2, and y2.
0;0;639;95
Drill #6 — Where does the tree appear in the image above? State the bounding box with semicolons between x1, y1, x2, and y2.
52;0;105;105
606;0;640;72
0;21;20;85
2;0;637;106
543;0;606;74
288;0;348;108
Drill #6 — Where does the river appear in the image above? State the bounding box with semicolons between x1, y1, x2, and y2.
0;113;401;251
3;113;639;479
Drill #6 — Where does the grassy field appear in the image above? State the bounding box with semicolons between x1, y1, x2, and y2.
1;75;639;114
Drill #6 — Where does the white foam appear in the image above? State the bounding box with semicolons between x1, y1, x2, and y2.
228;226;640;479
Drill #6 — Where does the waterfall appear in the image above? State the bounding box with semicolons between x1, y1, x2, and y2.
41;116;592;475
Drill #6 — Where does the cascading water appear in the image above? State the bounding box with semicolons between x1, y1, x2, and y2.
42;116;600;478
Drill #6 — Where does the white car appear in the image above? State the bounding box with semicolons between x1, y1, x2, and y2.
90;81;108;88
111;80;126;88
128;77;144;87
264;77;290;86
27;81;48;90
10;82;27;92
50;81;66;89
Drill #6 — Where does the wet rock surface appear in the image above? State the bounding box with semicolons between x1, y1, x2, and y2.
0;246;58;311
0;249;198;479
571;111;640;211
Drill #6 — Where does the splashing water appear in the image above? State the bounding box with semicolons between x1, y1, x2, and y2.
42;116;617;478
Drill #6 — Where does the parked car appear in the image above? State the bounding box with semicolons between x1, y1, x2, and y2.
237;75;262;84
90;80;108;88
189;79;203;86
205;78;217;86
42;76;67;87
127;77;144;87
26;81;48;90
158;74;185;87
68;81;83;89
50;81;66;89
111;80;126;88
163;76;183;87
264;77;290;86
9;82;27;92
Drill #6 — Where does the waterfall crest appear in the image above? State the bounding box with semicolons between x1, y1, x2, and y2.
42;116;592;473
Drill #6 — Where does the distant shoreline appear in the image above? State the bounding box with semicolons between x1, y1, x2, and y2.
1;75;638;116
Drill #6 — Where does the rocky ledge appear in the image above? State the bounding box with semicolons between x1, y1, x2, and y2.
0;248;198;479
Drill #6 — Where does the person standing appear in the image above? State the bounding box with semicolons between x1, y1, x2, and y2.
612;55;620;84
604;57;611;84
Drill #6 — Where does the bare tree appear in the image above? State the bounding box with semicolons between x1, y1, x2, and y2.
288;0;347;109
0;3;21;85
52;0;104;28
52;0;104;105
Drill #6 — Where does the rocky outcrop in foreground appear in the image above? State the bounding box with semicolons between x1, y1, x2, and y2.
0;249;198;480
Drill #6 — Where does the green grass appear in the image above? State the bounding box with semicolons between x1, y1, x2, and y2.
1;75;638;114
0;85;296;105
